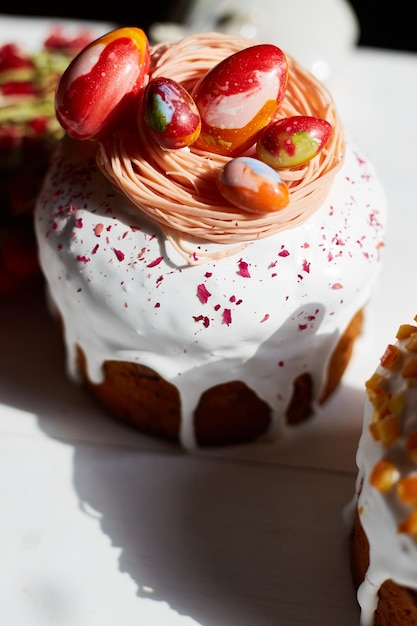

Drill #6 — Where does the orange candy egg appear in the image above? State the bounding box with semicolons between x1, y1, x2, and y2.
217;156;289;214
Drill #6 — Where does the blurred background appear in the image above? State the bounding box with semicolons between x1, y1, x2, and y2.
1;0;416;54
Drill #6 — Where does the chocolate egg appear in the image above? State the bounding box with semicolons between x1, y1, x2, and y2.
217;156;289;214
56;27;150;141
256;115;332;168
192;44;288;156
143;77;201;150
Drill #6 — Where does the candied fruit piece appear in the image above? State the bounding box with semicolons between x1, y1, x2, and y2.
370;458;400;492
402;357;417;379
396;324;417;340
370;391;391;421
366;372;385;391
397;475;417;505
366;373;387;407
369;421;381;441
405;332;417;353
389;390;405;417
369;414;401;444
380;344;402;369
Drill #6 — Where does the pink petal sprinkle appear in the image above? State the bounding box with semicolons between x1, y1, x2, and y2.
193;315;210;327
355;153;366;167
222;308;232;325
302;260;311;273
197;283;211;304
76;255;90;263
113;248;125;261
279;247;290;257
332;282;343;290
75;218;83;228
261;314;270;323
92;244;99;254
147;256;163;268
238;259;251;277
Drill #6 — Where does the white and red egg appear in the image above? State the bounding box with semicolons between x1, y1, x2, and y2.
56;27;150;140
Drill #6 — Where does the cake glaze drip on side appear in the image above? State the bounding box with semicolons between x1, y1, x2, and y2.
35;135;386;448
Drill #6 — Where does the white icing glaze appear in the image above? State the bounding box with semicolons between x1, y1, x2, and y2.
350;320;417;625
34;134;386;448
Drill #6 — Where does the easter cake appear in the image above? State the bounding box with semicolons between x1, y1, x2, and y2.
34;28;387;448
348;316;417;626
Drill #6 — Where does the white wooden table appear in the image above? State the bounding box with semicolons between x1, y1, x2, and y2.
1;16;415;625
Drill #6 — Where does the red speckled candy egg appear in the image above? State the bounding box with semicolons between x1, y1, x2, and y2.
192;44;288;156
143;77;201;150
56;27;150;140
217;156;289;214
256;115;332;168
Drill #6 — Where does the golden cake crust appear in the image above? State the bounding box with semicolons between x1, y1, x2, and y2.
75;309;363;446
350;510;417;626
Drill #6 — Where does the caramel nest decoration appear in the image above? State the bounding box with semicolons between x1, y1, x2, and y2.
97;32;345;263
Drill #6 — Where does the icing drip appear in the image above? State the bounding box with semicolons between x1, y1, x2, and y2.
35;135;386;448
